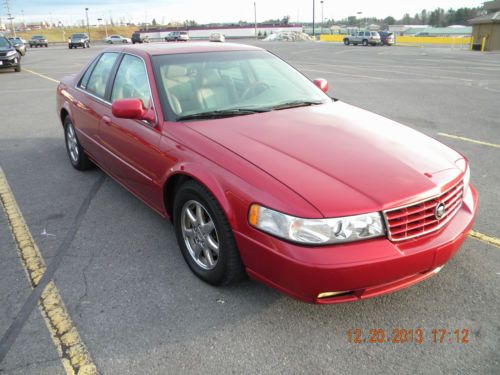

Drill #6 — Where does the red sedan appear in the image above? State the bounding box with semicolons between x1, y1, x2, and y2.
56;43;477;304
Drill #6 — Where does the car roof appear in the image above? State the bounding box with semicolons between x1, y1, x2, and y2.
104;42;262;56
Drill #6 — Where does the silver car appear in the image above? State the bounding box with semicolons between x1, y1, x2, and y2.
105;35;132;44
165;31;189;42
343;31;381;46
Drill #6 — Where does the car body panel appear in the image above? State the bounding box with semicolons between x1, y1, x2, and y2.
55;43;478;304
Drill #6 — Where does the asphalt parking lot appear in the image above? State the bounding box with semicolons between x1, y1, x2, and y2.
0;41;499;374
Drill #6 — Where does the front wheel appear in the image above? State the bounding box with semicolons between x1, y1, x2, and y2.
173;181;245;286
362;39;368;46
343;38;350;45
14;64;21;72
64;117;93;170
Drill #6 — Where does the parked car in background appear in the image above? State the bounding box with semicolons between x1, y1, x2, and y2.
132;32;149;44
29;35;49;48
69;33;90;49
8;37;26;56
343;31;381;46
165;31;189;42
379;31;395;46
209;33;225;42
105;35;132;44
0;36;21;72
56;42;477;304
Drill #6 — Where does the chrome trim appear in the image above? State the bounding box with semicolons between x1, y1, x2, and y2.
383;179;464;242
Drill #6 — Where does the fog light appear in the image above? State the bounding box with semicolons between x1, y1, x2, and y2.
317;291;351;299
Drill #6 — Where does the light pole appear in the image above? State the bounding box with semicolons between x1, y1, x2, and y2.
357;11;362;30
85;8;91;42
254;2;257;39
312;0;315;37
320;0;324;34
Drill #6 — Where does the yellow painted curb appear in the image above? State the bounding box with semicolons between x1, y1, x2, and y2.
0;168;97;375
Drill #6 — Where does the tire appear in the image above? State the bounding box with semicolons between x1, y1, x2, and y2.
14;64;21;72
362;39;368;46
173;180;245;286
343;38;350;45
64;117;93;170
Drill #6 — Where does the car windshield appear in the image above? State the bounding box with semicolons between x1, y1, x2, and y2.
72;34;86;38
0;37;11;47
33;36;44;39
152;50;330;120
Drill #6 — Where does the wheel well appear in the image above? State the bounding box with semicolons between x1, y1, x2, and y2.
60;108;69;126
163;174;192;220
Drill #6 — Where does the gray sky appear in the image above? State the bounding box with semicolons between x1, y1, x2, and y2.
2;0;485;25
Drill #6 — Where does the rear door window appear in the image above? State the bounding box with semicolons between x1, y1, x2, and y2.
85;52;119;99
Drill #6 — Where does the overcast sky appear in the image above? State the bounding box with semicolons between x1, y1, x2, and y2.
1;0;484;25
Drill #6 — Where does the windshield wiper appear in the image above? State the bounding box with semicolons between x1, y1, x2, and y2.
177;108;270;121
268;100;324;111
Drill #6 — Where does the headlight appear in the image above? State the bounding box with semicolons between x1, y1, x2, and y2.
6;50;17;57
248;204;385;245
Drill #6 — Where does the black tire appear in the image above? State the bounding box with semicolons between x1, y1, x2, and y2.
14;64;21;72
173;180;245;286
343;38;350;45
63;117;93;170
362;39;368;46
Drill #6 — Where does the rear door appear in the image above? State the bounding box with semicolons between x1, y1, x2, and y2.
99;53;166;211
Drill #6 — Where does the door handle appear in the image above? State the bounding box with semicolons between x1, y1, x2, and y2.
102;116;112;125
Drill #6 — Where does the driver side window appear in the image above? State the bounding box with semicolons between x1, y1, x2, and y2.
111;54;151;108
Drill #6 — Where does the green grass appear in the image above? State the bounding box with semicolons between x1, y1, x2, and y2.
16;26;138;43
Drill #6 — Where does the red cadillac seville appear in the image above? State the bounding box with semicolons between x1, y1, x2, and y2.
56;43;477;304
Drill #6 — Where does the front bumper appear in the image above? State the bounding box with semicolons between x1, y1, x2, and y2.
0;55;20;69
235;186;478;304
69;42;86;47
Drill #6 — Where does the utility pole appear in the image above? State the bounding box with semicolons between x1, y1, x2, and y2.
254;2;257;39
4;0;16;37
85;8;90;42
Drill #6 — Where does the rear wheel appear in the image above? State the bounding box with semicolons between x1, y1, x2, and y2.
173;180;245;286
343;38;350;45
362;39;368;46
64;117;93;170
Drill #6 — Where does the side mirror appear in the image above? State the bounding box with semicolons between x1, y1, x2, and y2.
313;78;329;93
112;98;155;122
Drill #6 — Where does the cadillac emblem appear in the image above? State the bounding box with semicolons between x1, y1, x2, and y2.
434;203;446;220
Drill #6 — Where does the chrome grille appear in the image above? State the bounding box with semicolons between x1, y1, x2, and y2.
383;180;464;242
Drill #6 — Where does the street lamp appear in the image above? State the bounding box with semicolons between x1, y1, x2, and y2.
357;11;362;30
254;2;257;40
320;0;324;34
85;8;91;42
98;17;108;37
312;0;315;37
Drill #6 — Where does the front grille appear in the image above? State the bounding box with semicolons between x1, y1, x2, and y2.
383;180;464;242
0;52;6;57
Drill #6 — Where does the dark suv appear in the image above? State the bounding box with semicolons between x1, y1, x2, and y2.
131;32;149;44
69;33;90;49
0;36;21;72
29;35;49;48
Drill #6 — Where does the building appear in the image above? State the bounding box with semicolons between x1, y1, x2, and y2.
388;25;428;35
469;0;500;51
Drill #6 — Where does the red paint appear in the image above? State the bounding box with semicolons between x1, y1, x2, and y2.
56;43;478;303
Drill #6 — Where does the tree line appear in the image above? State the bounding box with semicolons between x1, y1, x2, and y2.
334;7;482;28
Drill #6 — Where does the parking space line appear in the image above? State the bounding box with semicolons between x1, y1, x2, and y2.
23;68;60;84
0;168;97;375
470;230;500;248
438;133;500;149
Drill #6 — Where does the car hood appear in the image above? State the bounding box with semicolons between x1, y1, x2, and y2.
0;47;14;52
185;101;464;217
